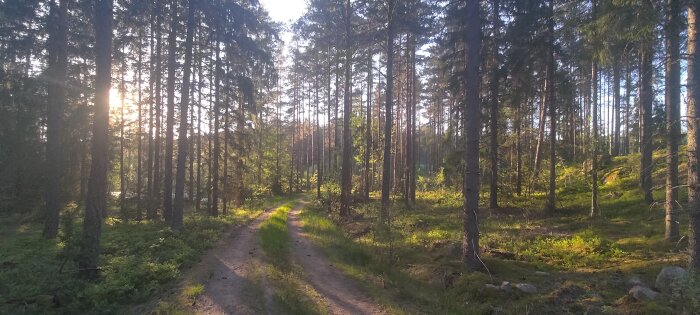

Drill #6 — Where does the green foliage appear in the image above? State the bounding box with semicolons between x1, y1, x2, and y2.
0;201;270;314
505;230;625;269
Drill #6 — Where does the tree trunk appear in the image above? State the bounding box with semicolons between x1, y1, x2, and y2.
149;0;163;221
136;29;143;221
173;0;195;230
339;0;353;217
364;51;372;201
663;0;681;241
163;0;178;222
380;0;395;224
462;0;482;271
488;0;500;209
640;42;654;205
590;54;600;216
687;1;700;271
79;0;112;279
211;40;221;216
43;0;67;238
545;0;556;213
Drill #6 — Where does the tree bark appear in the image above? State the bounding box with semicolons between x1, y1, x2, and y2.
79;0;112;279
640;42;654;205
380;0;395;224
173;0;195;230
339;0;353;217
163;0;178;222
43;0;67;238
664;0;681;241
545;0;557;213
687;0;700;272
488;0;500;209
462;0;482;271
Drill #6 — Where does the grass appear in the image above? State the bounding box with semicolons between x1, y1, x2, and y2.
0;195;290;314
257;202;327;315
299;150;694;314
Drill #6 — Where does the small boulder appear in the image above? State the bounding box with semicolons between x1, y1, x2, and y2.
485;284;501;291
499;281;512;292
629;285;658;301
655;266;689;293
515;283;537;294
626;276;644;287
491;306;505;315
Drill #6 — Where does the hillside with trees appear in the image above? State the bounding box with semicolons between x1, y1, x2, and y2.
0;0;699;314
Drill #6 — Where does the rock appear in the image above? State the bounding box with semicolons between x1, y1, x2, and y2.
499;281;512;291
626;276;644;287
655;266;689;293
515;283;537;294
491;306;505;315
485;284;501;291
534;271;550;276
629;285;658;301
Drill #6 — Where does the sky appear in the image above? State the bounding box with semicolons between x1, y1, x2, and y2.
260;0;307;24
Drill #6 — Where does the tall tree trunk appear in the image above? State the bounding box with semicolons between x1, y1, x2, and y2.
545;0;557;213
515;78;523;196
136;29;143;221
640;42;654;205
462;0;482;271
149;0;163;220
163;0;178;222
664;0;681;241
380;0;395;224
364;51;372;201
211;40;221;216
488;0;500;209
613;60;621;156
339;0;353;217
79;0;112;279
119;58;127;220
43;0;67;238
590;54;600;216
173;0;195;230
687;1;700;271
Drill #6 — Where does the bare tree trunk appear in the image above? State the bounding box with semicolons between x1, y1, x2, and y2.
590;51;600;217
640;41;654;205
149;0;163;220
79;0;112;279
488;0;500;209
136;29;144;221
613;60;621;156
163;0;178;222
380;0;395;224
211;40;221;216
173;0;195;230
545;0;557;213
687;1;700;271
364;51;372;201
43;0;67;238
339;0;353;217
119;57;126;220
462;0;482;271
664;0;681;241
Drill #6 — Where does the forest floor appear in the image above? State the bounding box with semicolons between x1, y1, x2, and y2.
156;199;385;315
290;151;700;315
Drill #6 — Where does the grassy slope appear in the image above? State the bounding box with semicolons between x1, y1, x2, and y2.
300;151;697;314
0;196;288;314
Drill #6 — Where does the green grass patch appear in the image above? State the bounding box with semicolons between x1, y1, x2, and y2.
257;202;326;315
0;196;290;314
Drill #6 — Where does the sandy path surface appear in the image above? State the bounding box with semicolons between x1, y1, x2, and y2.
191;207;274;315
288;205;386;315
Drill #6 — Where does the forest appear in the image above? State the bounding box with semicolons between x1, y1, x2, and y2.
1;0;700;314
